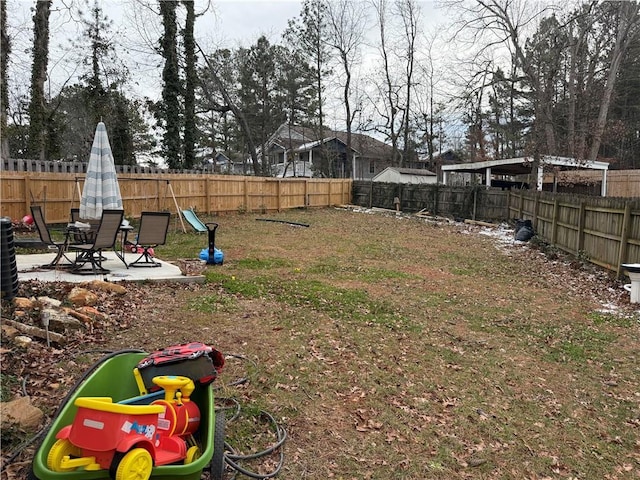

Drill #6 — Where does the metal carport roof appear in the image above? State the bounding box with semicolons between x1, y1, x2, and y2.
441;156;610;196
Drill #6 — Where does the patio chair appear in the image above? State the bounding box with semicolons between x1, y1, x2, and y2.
31;205;74;268
67;209;124;275
128;211;171;268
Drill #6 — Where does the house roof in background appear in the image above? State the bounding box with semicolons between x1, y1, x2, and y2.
392;167;436;176
270;124;393;160
373;166;437;184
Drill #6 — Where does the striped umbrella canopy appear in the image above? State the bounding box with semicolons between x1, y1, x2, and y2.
79;122;123;219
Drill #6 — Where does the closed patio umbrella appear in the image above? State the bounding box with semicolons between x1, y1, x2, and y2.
80;122;123;219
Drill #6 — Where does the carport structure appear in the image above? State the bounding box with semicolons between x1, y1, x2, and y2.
441;156;610;196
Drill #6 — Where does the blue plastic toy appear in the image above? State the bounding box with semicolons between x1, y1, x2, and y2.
199;222;224;265
199;247;224;265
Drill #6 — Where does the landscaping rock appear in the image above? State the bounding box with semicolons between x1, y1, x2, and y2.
84;280;127;295
14;335;33;348
0;396;44;430
67;287;98;306
1;324;19;338
13;297;35;309
38;296;62;308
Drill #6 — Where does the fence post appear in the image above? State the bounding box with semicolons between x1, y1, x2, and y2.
277;179;282;212
25;175;31;215
305;179;309;207
205;177;211;214
615;202;632;278
518;192;524;218
472;187;477;220
577;201;586;254
505;190;511;219
156;180;162;211
551;197;559;245
244;177;249;212
532;192;540;228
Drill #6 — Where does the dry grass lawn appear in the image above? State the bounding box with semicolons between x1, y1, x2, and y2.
4;208;640;479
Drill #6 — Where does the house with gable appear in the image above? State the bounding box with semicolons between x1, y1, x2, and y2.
262;124;397;180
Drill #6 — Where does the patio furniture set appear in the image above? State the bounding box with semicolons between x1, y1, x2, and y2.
31;206;171;275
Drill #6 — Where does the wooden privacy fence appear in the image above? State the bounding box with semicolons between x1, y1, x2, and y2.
0;172;352;224
354;180;640;277
508;191;640;276
352;181;509;221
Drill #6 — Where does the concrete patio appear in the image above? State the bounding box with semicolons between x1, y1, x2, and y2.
15;251;205;284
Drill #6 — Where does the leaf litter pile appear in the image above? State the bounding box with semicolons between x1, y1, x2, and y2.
2;208;639;479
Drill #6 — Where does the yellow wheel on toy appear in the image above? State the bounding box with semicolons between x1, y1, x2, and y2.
47;439;81;472
115;448;153;480
185;445;201;464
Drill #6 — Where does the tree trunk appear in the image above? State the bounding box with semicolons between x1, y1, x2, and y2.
587;2;640;160
182;0;196;168
1;0;10;161
196;43;260;174
28;0;51;161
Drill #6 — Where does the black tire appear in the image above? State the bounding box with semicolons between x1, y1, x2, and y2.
210;409;226;480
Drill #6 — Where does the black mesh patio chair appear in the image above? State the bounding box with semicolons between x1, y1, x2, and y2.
67;210;124;275
31;205;74;268
128;211;171;268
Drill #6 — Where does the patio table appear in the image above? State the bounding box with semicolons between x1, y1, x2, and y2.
115;225;134;268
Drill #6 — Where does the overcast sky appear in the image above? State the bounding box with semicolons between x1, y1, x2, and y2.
6;1;309;100
7;0;459;141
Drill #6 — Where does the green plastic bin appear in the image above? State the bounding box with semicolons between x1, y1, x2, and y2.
32;351;215;480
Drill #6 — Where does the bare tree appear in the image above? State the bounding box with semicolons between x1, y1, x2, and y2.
371;0;402;166
397;0;420;167
444;0;554;161
587;1;640;160
325;0;368;177
1;0;10;160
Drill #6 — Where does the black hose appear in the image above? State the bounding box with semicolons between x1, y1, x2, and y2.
221;409;287;479
256;218;310;227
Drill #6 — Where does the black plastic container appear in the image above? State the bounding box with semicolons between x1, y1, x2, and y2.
1;217;19;300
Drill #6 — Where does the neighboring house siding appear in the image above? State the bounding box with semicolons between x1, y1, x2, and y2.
268;124;395;179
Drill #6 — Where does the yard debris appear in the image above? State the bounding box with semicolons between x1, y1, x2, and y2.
514;219;535;241
3;318;66;344
464;219;496;228
371;206;399;215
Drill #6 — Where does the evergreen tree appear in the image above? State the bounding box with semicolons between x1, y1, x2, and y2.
159;0;182;169
47;0;140;164
238;37;287;175
284;0;332;175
